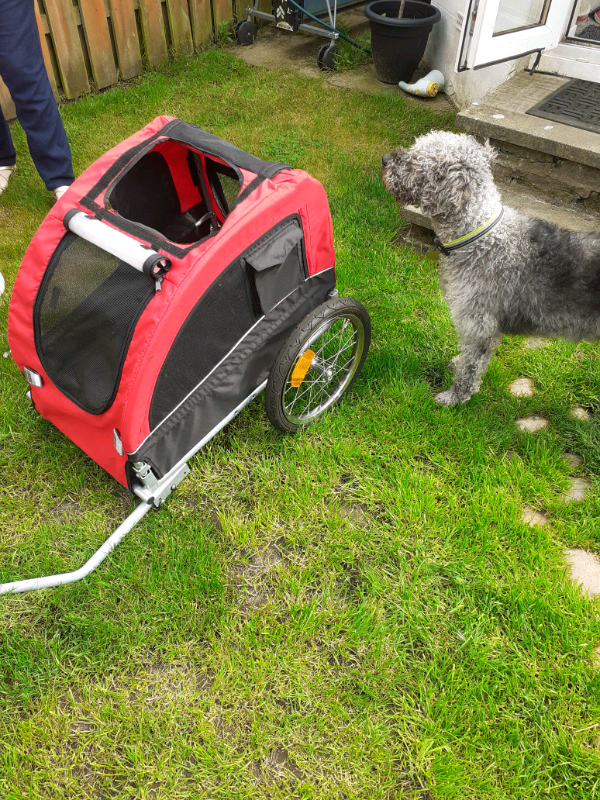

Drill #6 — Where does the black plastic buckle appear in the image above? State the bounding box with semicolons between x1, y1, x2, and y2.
433;236;451;256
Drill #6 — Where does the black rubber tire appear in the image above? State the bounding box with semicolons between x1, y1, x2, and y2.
265;297;371;434
235;20;258;45
317;43;336;71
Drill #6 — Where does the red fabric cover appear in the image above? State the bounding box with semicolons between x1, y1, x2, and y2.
153;139;202;213
8;118;336;486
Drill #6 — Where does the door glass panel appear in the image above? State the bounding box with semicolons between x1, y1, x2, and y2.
493;0;550;35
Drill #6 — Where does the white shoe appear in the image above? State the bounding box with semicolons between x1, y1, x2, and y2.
577;0;591;21
53;185;70;201
0;165;15;195
0;271;5;296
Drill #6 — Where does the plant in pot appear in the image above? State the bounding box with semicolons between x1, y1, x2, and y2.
364;0;441;85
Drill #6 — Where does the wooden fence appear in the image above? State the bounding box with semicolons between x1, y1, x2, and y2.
0;0;239;120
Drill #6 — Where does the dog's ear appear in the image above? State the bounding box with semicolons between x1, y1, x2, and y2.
419;159;472;217
481;138;497;165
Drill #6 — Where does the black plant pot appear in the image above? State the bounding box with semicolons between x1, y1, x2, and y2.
364;0;441;85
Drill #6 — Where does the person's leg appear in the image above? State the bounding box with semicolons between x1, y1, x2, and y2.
0;104;16;195
0;103;16;168
0;0;74;191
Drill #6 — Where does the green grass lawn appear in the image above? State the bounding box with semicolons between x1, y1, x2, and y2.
1;49;600;800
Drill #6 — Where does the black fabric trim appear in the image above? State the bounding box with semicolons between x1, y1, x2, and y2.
233;163;291;211
78;118;291;258
245;217;304;272
233;175;264;210
129;270;335;480
80;209;208;259
243;214;305;267
166;120;289;176
80;120;180;212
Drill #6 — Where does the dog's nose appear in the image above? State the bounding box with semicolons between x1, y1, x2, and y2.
382;153;392;168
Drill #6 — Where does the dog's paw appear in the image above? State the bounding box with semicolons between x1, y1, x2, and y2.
435;389;461;407
446;356;459;373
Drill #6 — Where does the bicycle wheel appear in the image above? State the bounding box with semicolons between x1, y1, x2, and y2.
265;297;371;433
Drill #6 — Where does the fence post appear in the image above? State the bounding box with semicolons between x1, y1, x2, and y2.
108;0;144;80
212;0;236;35
78;0;119;89
138;0;169;67
44;0;90;99
189;0;214;49
165;0;195;56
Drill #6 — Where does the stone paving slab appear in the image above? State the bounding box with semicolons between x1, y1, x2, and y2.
521;506;549;527
571;406;593;422
561;478;591;503
516;416;548;432
564;549;600;597
508;377;534;398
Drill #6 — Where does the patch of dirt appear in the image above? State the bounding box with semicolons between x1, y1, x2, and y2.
212;702;250;743
508;377;535;397
340;502;369;529
231;538;291;613
564;548;600;597
524;337;548;349
249;747;304;783
51;497;84;521
129;662;214;706
178;492;224;531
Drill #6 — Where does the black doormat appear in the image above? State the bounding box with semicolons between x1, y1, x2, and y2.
578;24;600;41
527;79;600;134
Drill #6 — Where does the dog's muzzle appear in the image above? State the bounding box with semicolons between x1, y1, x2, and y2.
381;153;393;190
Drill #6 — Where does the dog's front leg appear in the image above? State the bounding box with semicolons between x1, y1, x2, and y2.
435;334;500;406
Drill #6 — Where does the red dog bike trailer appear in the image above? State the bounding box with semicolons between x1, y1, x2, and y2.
2;117;370;595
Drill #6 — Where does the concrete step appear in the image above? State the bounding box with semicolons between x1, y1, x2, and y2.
398;70;600;248
455;72;600;212
456;71;600;169
398;179;600;250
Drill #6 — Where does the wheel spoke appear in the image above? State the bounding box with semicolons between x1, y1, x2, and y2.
281;316;361;421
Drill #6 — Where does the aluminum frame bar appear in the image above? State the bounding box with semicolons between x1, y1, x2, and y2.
1;382;268;596
0;501;152;596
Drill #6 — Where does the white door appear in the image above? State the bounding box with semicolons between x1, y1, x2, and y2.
458;0;572;70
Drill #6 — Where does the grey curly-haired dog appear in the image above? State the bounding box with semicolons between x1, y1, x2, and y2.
382;130;600;407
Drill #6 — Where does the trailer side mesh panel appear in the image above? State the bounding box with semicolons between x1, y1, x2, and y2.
34;234;155;414
149;261;258;430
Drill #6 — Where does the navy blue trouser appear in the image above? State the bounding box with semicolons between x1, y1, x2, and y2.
0;0;74;190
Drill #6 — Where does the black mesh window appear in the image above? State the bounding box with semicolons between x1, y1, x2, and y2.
34;234;155;414
109;150;181;231
148;259;258;430
206;160;241;216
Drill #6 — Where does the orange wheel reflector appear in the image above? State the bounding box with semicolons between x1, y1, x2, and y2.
290;349;315;387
